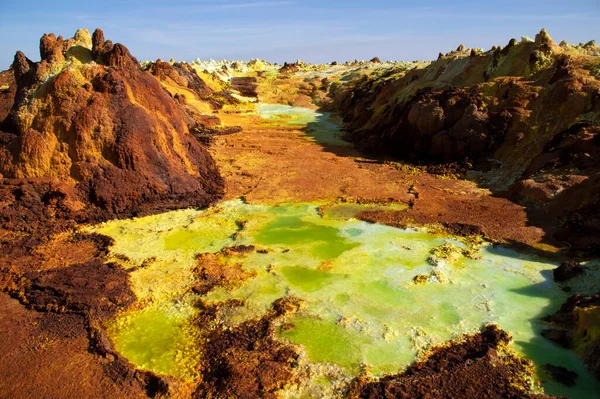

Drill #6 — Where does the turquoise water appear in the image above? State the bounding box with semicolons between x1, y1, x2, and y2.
92;200;600;398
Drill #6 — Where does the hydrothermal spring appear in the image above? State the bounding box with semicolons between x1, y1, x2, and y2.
90;200;600;398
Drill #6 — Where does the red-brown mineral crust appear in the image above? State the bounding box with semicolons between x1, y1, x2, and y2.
193;297;303;399
348;325;561;399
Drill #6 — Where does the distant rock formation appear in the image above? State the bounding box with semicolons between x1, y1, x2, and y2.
144;59;244;145
279;61;301;74
0;29;223;226
146;59;214;98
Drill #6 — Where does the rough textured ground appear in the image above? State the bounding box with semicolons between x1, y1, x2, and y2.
213;111;547;248
193;297;304;399
0;229;163;399
212;111;409;203
0;293;148;399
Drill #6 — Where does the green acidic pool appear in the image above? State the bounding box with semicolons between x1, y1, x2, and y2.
106;302;200;379
255;215;360;260
91;199;600;397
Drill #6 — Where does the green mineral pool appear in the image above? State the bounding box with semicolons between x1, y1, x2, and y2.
90;200;600;398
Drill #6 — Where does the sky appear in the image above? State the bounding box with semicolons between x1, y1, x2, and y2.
0;0;599;68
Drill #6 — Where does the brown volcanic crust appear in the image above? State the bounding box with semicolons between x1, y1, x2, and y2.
0;292;149;399
348;325;559;399
192;248;257;295
193;297;303;399
0;28;223;221
0;227;166;399
355;175;546;247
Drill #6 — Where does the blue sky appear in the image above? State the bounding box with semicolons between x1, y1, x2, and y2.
0;0;598;68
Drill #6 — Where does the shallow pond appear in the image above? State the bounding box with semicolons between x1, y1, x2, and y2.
91;200;600;398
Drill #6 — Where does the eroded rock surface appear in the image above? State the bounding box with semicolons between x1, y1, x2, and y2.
193;297;304;399
330;29;600;253
0;28;223;222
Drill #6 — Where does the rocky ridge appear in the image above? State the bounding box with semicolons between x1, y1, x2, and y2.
329;29;600;254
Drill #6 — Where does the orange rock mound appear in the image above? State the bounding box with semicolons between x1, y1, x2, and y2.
0;28;223;223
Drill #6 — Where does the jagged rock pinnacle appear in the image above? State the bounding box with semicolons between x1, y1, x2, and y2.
534;28;555;47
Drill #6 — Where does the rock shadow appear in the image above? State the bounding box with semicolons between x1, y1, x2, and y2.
302;113;361;157
508;269;600;397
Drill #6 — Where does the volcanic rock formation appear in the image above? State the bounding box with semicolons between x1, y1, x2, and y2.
0;28;225;399
0;28;223;224
144;59;245;143
330;29;600;253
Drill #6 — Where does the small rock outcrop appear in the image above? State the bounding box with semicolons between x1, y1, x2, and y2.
349;325;555;398
553;261;585;282
542;292;600;379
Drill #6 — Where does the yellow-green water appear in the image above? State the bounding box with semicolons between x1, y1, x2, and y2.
106;302;200;379
91;200;600;398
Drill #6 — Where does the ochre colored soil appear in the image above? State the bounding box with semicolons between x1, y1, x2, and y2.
0;229;163;399
0;293;148;399
213;111;547;249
